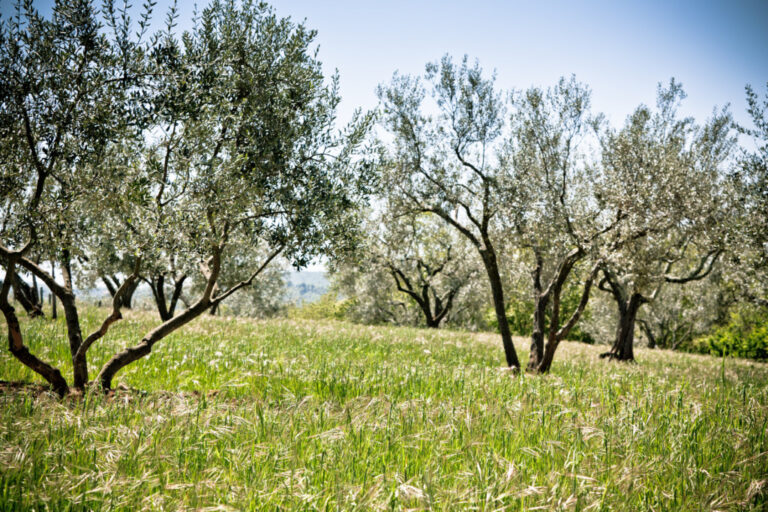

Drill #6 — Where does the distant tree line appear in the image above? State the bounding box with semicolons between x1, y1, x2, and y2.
333;59;767;369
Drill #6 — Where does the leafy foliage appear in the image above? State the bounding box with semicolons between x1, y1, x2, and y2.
689;305;768;360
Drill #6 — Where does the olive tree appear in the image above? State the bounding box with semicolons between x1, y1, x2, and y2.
378;59;609;372
505;77;608;373
334;206;480;329
377;56;524;368
726;82;768;308
0;0;148;395
0;0;372;394
594;81;734;361
95;0;373;390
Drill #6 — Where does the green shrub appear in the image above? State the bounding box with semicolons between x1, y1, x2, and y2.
287;292;352;321
690;306;768;361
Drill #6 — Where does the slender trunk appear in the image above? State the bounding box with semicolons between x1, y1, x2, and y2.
1;264;68;396
2;303;69;396
50;262;57;320
537;337;560;374
150;275;171;321
639;320;656;349
167;275;186;318
481;248;520;370
10;271;44;318
59;294;88;388
31;274;39;304
101;276;117;297
527;293;547;371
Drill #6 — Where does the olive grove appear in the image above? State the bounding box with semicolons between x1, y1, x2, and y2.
1;1;766;393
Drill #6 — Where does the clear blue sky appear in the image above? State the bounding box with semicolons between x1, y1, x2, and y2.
2;0;767;127
268;0;768;128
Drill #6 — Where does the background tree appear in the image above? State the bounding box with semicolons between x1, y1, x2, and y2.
333;207;480;329
383;217;478;328
377;56;524;368
505;77;606;373
594;81;734;361
189;241;289;319
8;268;44;317
726;82;768;308
80;244;142;309
637;274;725;350
378;59;611;372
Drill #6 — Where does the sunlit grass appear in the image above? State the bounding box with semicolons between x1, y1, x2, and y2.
1;307;767;510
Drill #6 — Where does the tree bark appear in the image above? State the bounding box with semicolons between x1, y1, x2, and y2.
1;262;68;396
480;247;520;370
527;250;547;371
59;293;89;388
149;274;170;320
59;253;88;388
638;319;656;349
50;262;57;319
167;275;186;318
121;279;138;309
600;293;644;361
101;276;118;297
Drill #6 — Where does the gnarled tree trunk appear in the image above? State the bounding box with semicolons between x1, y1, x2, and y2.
600;292;644;361
98;246;281;390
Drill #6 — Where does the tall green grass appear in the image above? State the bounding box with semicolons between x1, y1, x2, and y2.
1;308;766;510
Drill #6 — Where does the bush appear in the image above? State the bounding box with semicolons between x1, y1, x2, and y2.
688;306;768;361
288;292;352;321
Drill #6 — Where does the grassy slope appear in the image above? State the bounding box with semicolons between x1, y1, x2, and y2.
1;308;767;511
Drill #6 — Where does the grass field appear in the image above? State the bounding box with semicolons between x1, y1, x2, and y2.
1;308;767;511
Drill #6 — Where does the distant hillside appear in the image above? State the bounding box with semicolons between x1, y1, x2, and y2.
285;270;328;304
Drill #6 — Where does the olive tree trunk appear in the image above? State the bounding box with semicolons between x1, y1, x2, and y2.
0;260;69;396
600;292;645;361
480;245;521;370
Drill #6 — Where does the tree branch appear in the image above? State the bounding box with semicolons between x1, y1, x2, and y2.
556;261;601;340
76;257;143;360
